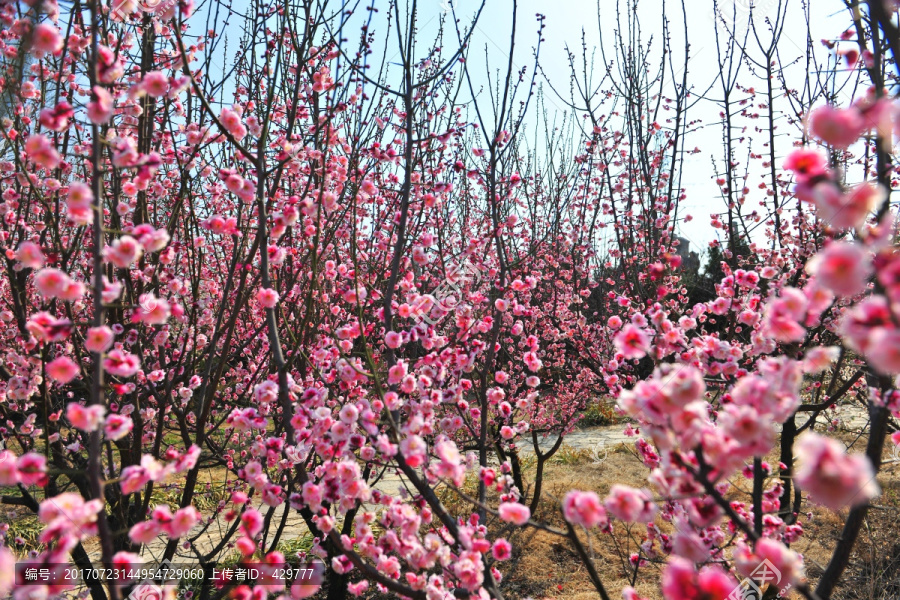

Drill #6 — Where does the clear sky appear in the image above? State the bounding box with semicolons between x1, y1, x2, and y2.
405;0;855;257
201;0;856;260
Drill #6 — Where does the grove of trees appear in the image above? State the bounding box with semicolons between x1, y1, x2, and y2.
0;0;898;598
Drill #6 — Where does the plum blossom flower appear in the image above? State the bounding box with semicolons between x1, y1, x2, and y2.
865;327;900;375
31;23;64;54
85;326;115;353
141;71;169;97
563;490;608;528
384;331;402;348
15;241;45;269
795;432;879;510
839;296;891;355
47;356;79;383
808;104;865;149
804;346;840;374
347;581;368;596
256;287;280;308
604;485;657;523
105;414;134;441
388;361;407;384
132;224;171;252
617;364;705;426
452;551;484;591
67;403;106;432
104;236;144;268
762;287;808;343
718;404;775;457
523;351;543;372
164;506;201;538
136;294;171;325
433;439;465;486
661;558;737;600
734;538;804;588
112;552;143;574
97;45;124;83
103;349;141;377
254;380;279;404
492;538;512;561
806;242;871;297
614;324;650;360
201;214;240;235
18;453;47;486
120;466;151;495
66;182;94;225
129;520;162;544
87;86;114;124
498;502;530;525
25;134;61;170
622;587;649;600
241;508;264;537
102;277;124;304
27;311;72;342
0;451;19;485
783;148;829;181
219;107;248;140
817;182;883;230
38;492;103;542
0;548;15;596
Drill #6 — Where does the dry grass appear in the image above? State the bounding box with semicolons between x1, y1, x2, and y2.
479;432;900;600
497;444;661;600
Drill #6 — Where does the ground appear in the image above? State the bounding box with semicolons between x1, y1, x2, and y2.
2;405;898;599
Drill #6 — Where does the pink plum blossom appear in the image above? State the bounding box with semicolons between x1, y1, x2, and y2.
104;236;144;268
808;104;865;148
807;242;871;297
66;182;95;225
661;557;738;600
604;485;657;523
104;415;134;441
103;349;141;377
47;356;79;383
256;287;280;308
614;324;650;360
31;23;64;54
563;490;608;528
15;241;45;269
85;326;115;353
498;502;530;525
136;294;171;325
87;86;114;124
491;538;512;561
795;432;879;510
67;403;106;432
25;134;61;170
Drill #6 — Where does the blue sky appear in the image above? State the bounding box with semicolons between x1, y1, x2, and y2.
198;0;856;260
407;0;856;256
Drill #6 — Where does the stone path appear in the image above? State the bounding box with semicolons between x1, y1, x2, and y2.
529;424;633;455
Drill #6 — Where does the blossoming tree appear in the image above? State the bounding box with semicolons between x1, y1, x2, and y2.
0;0;898;599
